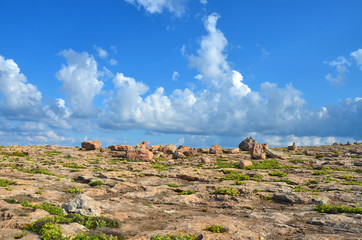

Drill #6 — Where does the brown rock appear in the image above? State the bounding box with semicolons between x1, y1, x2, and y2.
262;144;269;150
251;143;266;159
184;147;198;156
126;148;153;161
223;148;240;154
136;141;149;149
173;151;184;159
149;144;163;152
108;144;133;151
210;144;222;154
239;137;257;151
200;156;211;163
266;149;287;160
237;160;253;169
162;144;177;154
81;141;101;150
287;142;298;151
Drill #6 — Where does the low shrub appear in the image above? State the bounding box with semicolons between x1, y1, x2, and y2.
314;204;362;214
214;187;239;196
205;224;227;233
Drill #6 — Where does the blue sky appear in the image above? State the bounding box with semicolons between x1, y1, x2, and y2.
0;0;361;147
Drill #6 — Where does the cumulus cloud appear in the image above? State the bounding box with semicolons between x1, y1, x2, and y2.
98;13;362;144
325;56;350;85
94;45;108;59
350;49;362;70
56;49;104;118
200;0;207;5
110;59;118;65
0;55;43;118
171;71;179;81
124;0;186;17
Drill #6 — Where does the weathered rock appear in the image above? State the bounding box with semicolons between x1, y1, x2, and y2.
251;143;266;159
61;223;87;237
108;144;133;151
238;137;256;151
262;143;269;150
173;151;184;159
237;160;253;169
136;141;149;149
287;142;298;151
200;156;211;163
183;147;198;156
197;148;209;153
162;144;177;154
81;141;101;150
266;149;287;160
149;144;163;152
63;194;101;216
209;144;222;154
223;148;240;154
126;148;153;161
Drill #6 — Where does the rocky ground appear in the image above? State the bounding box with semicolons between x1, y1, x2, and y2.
0;141;361;240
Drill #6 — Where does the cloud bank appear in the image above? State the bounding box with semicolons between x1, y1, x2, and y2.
124;0;186;17
0;13;361;147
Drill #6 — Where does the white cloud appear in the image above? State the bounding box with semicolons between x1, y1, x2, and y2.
93;45;108;59
350;49;362;70
200;0;207;5
171;71;179;81
124;0;186;17
110;59;118;65
325;56;350;85
56;49;104;118
0;55;43;118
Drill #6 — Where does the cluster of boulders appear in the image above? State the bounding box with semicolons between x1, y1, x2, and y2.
80;141;237;161
80;137;294;162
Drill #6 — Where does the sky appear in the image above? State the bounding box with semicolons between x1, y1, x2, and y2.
0;0;361;148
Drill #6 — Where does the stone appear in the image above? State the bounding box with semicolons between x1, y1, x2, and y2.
126;148;153;161
61;223;87;237
81;141;101;150
136;141;149;149
108;144;133;151
63;194;100;216
172;151;184;159
209;144;222;154
183;147;198;156
200;156;211;163
287;142;298;151
251;143;266;159
162;144;177;154
262;143;269;150
223;148;240;154
266;149;287;160
149;144;163;152
238;137;256;151
237;160;253;169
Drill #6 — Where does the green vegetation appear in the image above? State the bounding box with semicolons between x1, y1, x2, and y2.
343;181;362;186
11;151;27;157
177;190;195;195
44;151;62;157
65;186;83;193
205;224;227;233
138;173;145;177
21;201;64;216
151;162;170;171
22;168;63;178
232;181;246;185
214;159;238;169
89;180;104;187
0;178;16;187
294;186;307;192
220;170;262;181
339;175;353;181
268;171;288;177
214;187;239;196
150;234;197;240
73;233;121;240
166;183;179;188
264;195;272;200
62;163;87;169
314;204;362;214
304;179;319;186
313;170;331;175
273;178;297;185
315;154;325;159
330;150;339;155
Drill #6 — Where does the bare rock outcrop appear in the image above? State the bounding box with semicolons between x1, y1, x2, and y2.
287;142;298;151
126;148;153;161
210;144;222;154
63;194;100;216
136;141;149;149
81;141;101;150
239;137;257;151
266;149;287;160
251;143;266;159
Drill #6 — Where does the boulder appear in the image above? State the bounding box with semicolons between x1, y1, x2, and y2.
209;144;222;154
266;149;287;160
200;156;211;163
149;144;163;152
238;137;256;151
223;148;240;154
162;144;177;154
81;141;101;150
287;142;298;151
237;160;253;169
126;148;153;161
108;145;133;151
136;141;149;149
173;151;184;159
262;143;269;150
183;147;198;156
63;194;101;216
251;143;266;160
